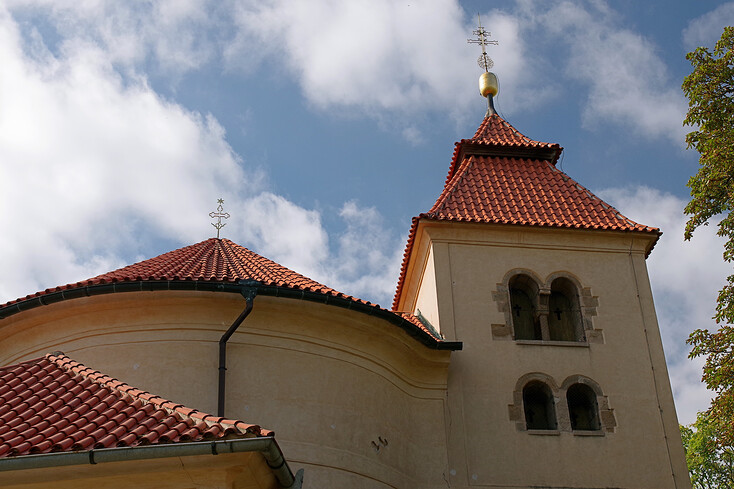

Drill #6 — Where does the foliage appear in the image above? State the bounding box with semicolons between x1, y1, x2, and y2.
681;411;734;488
685;26;734;446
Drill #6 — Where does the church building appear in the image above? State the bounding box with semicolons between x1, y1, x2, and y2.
0;27;690;489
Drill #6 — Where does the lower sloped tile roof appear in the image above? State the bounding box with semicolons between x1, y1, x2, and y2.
0;353;270;457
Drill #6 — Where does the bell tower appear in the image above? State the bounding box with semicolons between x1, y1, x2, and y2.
391;19;690;489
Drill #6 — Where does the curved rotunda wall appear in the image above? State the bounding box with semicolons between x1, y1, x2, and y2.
0;291;452;489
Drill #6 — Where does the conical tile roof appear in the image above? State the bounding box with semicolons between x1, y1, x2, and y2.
85;238;352;296
0;238;455;348
2;238;370;309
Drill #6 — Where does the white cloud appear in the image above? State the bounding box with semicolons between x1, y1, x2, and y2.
6;0;218;74
598;186;728;423
325;201;404;307
0;5;402;309
0;5;244;301
224;0;532;123
3;0;694;149
230;198;402;307
683;2;734;51
233;192;329;279
517;0;687;145
401;126;424;146
5;0;541;140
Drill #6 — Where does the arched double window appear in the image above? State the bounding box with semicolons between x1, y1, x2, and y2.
512;375;612;433
509;274;541;340
567;383;601;431
504;272;588;343
523;381;557;430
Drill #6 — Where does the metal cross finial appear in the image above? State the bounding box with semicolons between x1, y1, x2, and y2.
467;14;498;72
209;198;230;239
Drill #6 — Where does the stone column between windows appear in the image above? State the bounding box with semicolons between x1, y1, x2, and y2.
537;288;551;341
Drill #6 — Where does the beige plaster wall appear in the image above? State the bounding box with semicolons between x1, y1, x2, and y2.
0;292;452;489
414;245;441;333
404;221;690;489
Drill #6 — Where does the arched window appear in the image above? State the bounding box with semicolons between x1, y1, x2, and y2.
548;278;584;342
567;383;600;431
509;274;540;340
523;381;557;430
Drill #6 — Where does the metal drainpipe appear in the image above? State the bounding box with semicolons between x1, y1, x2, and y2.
218;281;259;417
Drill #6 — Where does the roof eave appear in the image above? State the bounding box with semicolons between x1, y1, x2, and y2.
0;280;461;351
462;141;563;163
445;140;563;183
0;437;300;488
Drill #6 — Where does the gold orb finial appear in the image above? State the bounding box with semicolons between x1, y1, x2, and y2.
479;71;499;98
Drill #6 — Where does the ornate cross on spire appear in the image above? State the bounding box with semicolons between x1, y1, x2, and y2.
209;198;230;239
467;14;498;72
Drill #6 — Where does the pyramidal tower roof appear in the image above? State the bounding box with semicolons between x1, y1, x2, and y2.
430;113;655;231
392;114;660;309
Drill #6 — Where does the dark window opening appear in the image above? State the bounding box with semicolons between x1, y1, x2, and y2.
523;382;557;430
548;278;584;342
509;275;540;340
567;383;600;431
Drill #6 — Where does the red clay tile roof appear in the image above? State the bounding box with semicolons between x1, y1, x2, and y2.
0;353;269;457
398;312;435;337
0;239;455;348
444;114;563;184
3;238;372;309
469;114;557;147
429;155;657;231
391;115;660;310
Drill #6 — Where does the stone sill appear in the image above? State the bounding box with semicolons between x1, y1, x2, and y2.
526;429;560;436
515;340;589;347
572;430;605;437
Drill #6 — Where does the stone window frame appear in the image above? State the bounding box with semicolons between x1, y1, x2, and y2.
508;272;542;340
492;269;602;344
508;373;560;434
508;373;616;434
560;375;616;434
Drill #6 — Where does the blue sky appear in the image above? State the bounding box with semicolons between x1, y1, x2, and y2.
1;0;733;424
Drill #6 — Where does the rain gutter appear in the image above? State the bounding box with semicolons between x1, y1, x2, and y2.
0;280;462;351
0;437;302;488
